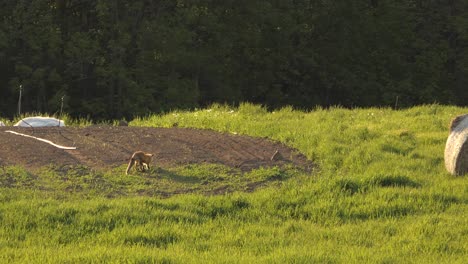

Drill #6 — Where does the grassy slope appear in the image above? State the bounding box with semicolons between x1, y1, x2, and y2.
1;104;467;263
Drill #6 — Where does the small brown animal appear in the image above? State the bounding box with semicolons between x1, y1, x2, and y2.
118;120;128;126
126;151;154;175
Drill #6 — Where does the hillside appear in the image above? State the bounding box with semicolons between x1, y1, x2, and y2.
0;104;467;263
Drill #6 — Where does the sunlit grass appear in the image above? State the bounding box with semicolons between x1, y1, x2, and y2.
1;104;467;263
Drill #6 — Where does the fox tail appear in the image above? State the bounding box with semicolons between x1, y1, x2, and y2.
125;158;135;175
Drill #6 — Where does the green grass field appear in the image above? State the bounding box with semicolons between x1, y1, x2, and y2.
1;104;467;263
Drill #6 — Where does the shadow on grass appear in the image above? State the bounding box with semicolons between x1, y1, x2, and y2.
367;175;421;188
334;175;421;196
155;167;206;184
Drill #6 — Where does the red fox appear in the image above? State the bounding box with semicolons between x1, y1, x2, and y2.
126;151;154;175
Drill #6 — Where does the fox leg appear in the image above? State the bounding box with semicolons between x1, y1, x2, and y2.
126;158;136;175
136;161;144;171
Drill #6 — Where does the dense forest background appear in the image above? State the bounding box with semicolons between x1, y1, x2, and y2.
0;0;467;120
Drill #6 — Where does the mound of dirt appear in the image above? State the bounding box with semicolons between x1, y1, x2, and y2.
0;126;312;173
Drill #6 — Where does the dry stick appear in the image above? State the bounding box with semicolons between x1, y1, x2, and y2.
5;130;77;150
271;149;280;161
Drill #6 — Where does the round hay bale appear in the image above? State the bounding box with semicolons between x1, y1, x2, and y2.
444;114;468;176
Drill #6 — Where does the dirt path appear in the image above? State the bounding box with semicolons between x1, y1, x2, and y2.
0;126;312;172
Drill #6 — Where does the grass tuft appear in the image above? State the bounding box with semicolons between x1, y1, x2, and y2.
366;175;421;188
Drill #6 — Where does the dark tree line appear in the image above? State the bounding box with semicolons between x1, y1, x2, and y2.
0;0;467;120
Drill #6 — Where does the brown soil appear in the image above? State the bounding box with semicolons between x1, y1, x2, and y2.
0;126;312;173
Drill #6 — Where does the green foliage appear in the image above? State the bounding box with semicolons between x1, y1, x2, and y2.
1;1;467;119
1;105;468;263
0;166;35;188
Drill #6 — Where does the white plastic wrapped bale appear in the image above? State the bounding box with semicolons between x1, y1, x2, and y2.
444;114;468;176
14;116;66;127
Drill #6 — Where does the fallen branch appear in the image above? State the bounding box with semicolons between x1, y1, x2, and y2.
271;149;282;161
5;130;77;150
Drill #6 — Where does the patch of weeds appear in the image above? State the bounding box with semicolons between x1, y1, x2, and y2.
426;193;460;210
366;175;421;188
60;165;93;178
245;166;288;181
355;127;375;141
143;200;180;211
173;163;237;183
208;200;246;218
237;103;267;116
38;165;119;197
44;207;79;227
398;130;414;139
43;165;93;181
380;141;414;156
123;231;179;248
0;166;36;188
334;179;361;195
231;196;250;210
379;133;416;156
374;203;414;218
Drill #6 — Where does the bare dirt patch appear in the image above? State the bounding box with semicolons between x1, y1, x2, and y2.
0;126;312;173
